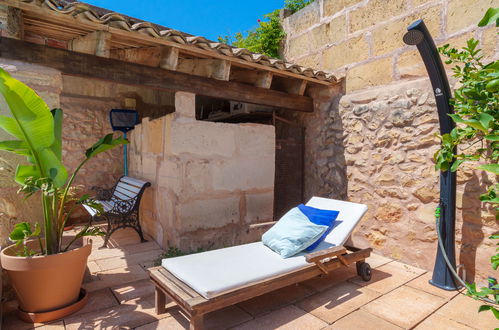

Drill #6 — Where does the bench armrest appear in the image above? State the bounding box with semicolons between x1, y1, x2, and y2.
305;246;346;263
107;196;140;215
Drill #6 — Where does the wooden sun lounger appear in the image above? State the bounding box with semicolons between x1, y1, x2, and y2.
149;245;372;329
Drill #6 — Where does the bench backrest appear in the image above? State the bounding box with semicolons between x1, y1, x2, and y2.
110;176;151;213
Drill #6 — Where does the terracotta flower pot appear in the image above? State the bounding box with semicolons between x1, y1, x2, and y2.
0;240;91;319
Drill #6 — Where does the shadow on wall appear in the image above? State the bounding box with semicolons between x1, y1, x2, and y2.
293;83;347;202
459;171;494;283
324;86;348;201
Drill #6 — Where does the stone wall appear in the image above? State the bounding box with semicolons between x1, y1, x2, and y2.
0;62;176;246
283;0;498;282
129;92;275;251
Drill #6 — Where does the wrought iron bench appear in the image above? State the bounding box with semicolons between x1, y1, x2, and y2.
83;176;151;247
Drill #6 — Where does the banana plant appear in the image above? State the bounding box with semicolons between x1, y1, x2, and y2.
0;68;127;255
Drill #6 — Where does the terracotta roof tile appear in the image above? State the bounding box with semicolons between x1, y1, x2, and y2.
21;0;336;83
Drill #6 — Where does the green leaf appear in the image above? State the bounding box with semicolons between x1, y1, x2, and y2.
50;109;63;161
0;68;68;187
9;222;40;241
478;7;499;27
0;115;23;140
38;148;67;188
485;135;499;141
492;254;499;270
478;113;494;130
14;164;40;185
450;159;465;172
85;133;128;159
478;164;499;175
0;140;31;157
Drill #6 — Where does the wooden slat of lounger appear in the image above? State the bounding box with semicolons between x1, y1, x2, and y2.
306;246;346;263
153;247;372;315
149;267;207;315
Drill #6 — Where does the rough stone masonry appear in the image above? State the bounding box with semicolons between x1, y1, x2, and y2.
282;0;498;283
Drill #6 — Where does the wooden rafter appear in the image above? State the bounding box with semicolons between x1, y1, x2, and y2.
68;30;111;57
0;37;314;112
3;0;333;86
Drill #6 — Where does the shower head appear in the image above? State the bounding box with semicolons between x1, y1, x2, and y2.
403;29;424;45
403;19;425;45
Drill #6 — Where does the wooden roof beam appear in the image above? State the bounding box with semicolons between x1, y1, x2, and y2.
110;46;180;70
229;68;273;89
177;58;231;81
4;0;332;86
68;30;111;57
0;37;313;112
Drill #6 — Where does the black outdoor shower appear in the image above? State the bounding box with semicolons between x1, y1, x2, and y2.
403;19;461;291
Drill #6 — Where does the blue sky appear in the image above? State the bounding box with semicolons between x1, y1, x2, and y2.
84;0;285;41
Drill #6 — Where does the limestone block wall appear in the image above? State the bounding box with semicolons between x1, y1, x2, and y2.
283;0;498;282
129;92;275;252
0;60;176;246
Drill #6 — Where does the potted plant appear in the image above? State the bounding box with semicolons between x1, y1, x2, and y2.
0;68;127;322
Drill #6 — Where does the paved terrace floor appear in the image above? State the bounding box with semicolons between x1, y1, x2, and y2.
3;227;497;329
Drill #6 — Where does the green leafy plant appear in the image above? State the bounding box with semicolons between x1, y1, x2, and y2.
284;0;313;13
434;8;498;320
218;0;313;58
0;68;127;255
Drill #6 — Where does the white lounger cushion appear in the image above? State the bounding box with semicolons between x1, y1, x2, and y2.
162;197;367;299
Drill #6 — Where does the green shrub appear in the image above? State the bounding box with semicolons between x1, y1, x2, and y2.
218;1;314;58
434;7;498;320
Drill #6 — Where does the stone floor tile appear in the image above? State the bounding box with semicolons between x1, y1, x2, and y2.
350;260;426;294
366;253;393;269
121;240;160;254
2;313;59;330
135;306;251;330
88;241;160;262
73;288;119;316
135;315;188;330
414;313;472;330
325;309;403;329
95;249;163;272
87;246;127;262
296;282;381;324
301;265;358;292
362;285;446;329
406;272;461;300
232;305;327;330
63;294;169;329
106;230;153;248
238;283;314;316
139;262;156;271
83;264;149;292
35;321;66;329
205;305;253;330
111;279;156;303
86;260;101;273
436;294;498;329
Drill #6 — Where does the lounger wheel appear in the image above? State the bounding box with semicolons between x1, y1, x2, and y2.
356;262;372;282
